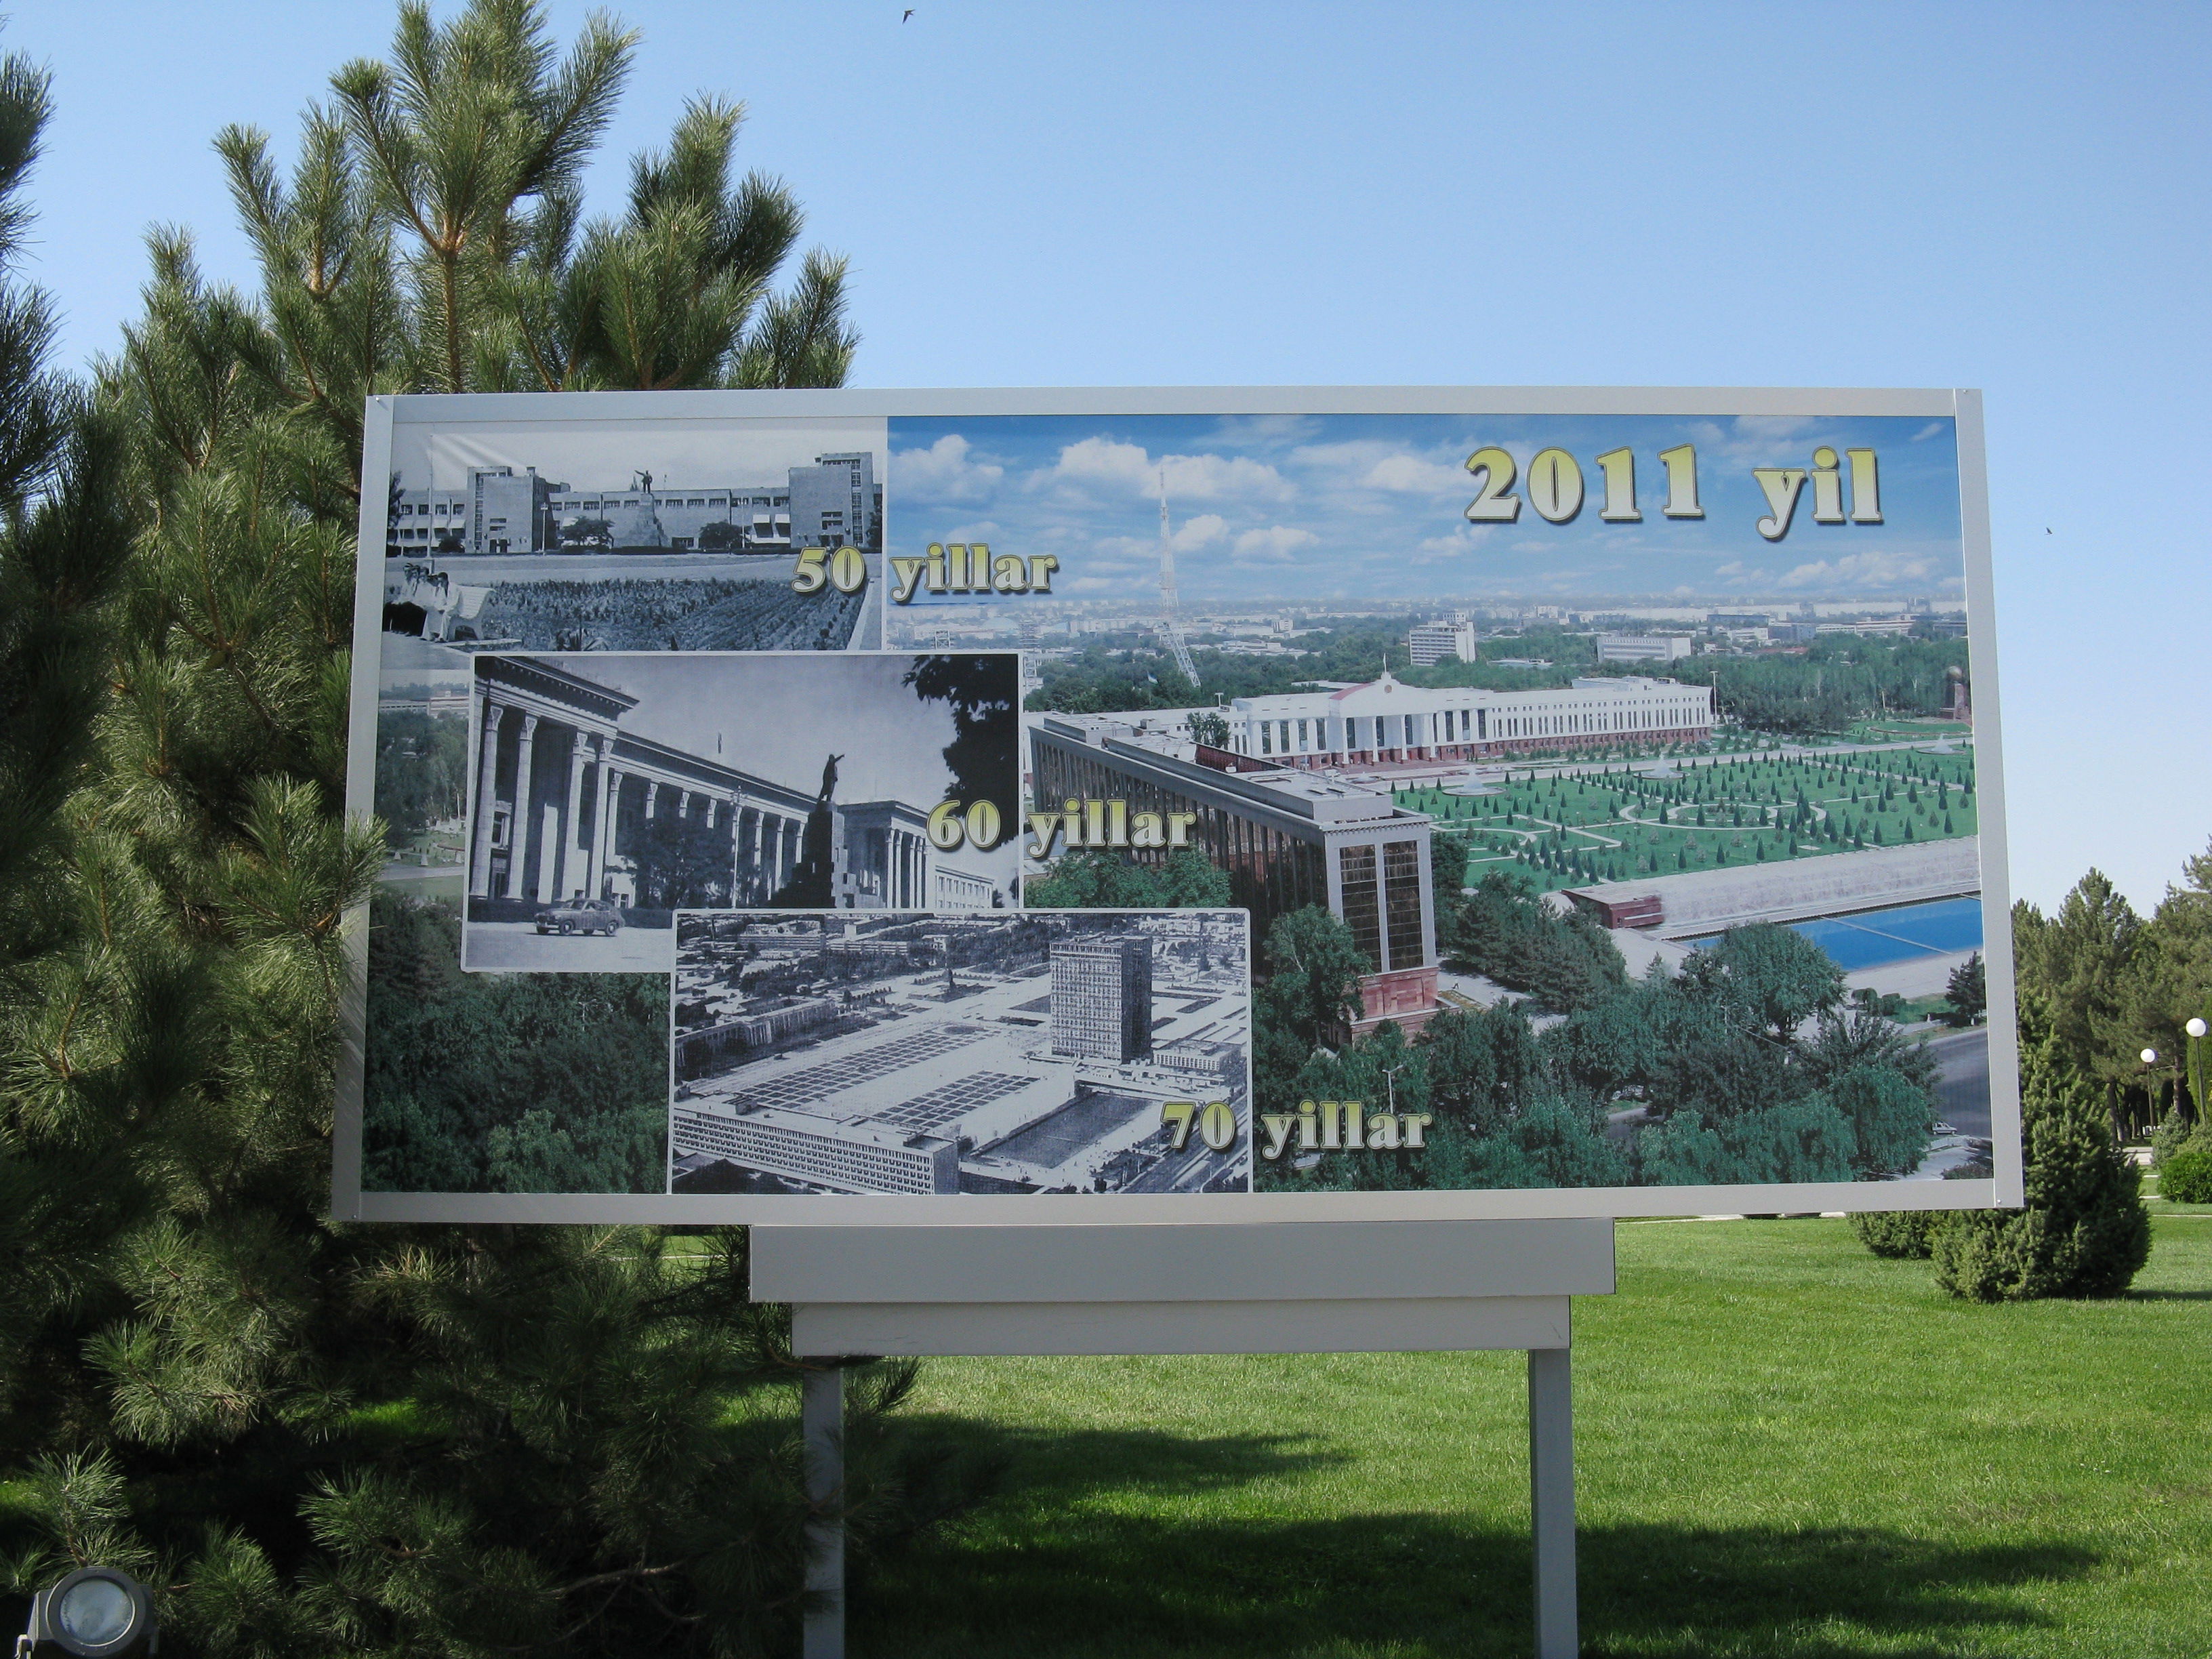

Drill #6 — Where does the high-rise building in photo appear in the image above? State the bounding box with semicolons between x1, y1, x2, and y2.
1050;937;1154;1063
1408;617;1477;665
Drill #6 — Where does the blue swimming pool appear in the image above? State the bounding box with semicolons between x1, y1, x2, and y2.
1697;897;1985;970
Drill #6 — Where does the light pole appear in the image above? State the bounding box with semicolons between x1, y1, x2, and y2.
1381;1061;1406;1118
2141;1047;2162;1141
2188;1016;2208;1128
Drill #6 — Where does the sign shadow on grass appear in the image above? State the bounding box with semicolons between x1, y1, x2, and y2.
853;1418;2101;1658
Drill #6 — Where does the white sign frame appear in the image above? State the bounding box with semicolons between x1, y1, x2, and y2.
335;386;2020;1225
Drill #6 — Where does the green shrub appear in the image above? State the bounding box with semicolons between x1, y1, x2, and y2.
2160;1147;2212;1204
2150;1107;2209;1169
1933;1080;2150;1300
1851;1210;1949;1258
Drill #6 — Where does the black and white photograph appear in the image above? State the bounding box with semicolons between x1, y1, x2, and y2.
460;651;1021;972
380;415;884;655
670;910;1252;1197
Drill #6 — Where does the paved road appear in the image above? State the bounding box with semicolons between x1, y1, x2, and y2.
463;918;674;972
1923;1025;1991;1139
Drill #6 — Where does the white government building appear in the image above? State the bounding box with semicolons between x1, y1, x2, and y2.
466;656;994;912
1221;671;1715;766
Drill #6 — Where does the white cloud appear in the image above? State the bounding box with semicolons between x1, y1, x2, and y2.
893;434;1002;500
1911;422;1947;443
1172;512;1228;552
1232;525;1318;561
1360;453;1470;493
1289;438;1467;496
1050;436;1292;501
1776;550;1937;590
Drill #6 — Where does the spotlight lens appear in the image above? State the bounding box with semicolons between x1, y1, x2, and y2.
55;1578;134;1646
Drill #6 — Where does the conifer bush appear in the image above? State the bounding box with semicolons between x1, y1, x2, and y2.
1849;1209;1948;1258
1932;1034;2152;1300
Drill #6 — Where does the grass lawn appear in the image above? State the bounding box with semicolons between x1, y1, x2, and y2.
855;1210;2212;1657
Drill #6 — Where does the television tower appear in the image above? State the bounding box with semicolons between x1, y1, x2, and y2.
1157;467;1201;687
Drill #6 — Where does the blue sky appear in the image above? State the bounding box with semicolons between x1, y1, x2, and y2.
888;412;1963;607
8;1;2211;912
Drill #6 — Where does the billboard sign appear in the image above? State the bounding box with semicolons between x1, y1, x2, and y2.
336;388;2018;1223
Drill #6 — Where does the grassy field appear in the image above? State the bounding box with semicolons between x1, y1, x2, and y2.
1404;747;1980;893
855;1208;2212;1657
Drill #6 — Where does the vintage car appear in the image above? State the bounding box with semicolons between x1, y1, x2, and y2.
533;897;624;936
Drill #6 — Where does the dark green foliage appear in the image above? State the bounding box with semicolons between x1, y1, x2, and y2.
1258;905;1371;1048
1258;891;1938;1191
2160;1147;2212;1204
905;654;1019;829
371;706;468;848
1447;871;1624;1012
0;8;980;1654
1851;1209;1950;1258
1419;1004;1543;1136
1690;921;1844;1041
1024;846;1231;909
363;893;666;1192
1933;1036;2151;1300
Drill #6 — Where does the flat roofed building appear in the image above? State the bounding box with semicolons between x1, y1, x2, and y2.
1050;937;1153;1062
390;454;880;556
1595;634;1693;663
1030;714;1440;1031
671;1103;960;1194
1407;618;1477;665
1220;670;1713;768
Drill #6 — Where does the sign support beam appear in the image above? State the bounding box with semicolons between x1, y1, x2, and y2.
800;1366;844;1659
758;1218;1612;1659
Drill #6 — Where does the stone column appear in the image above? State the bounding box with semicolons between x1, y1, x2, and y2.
470;700;504;897
591;756;619;899
504;713;539;899
727;796;744;899
644;780;659;821
557;731;590;900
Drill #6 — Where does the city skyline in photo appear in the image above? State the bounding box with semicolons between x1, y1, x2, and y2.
887;413;1966;617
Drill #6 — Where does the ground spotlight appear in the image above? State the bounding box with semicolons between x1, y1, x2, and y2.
20;1567;157;1658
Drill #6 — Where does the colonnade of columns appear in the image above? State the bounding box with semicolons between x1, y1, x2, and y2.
468;699;809;905
882;827;929;909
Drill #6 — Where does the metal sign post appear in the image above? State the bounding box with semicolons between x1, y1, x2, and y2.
754;1217;1614;1659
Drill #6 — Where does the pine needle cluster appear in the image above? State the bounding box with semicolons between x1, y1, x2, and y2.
0;7;982;1654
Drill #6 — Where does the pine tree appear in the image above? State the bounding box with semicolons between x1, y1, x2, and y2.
1932;1015;2152;1300
0;7;966;1653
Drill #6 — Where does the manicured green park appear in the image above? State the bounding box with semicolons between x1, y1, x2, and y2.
1401;745;1981;893
857;1206;2212;1658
